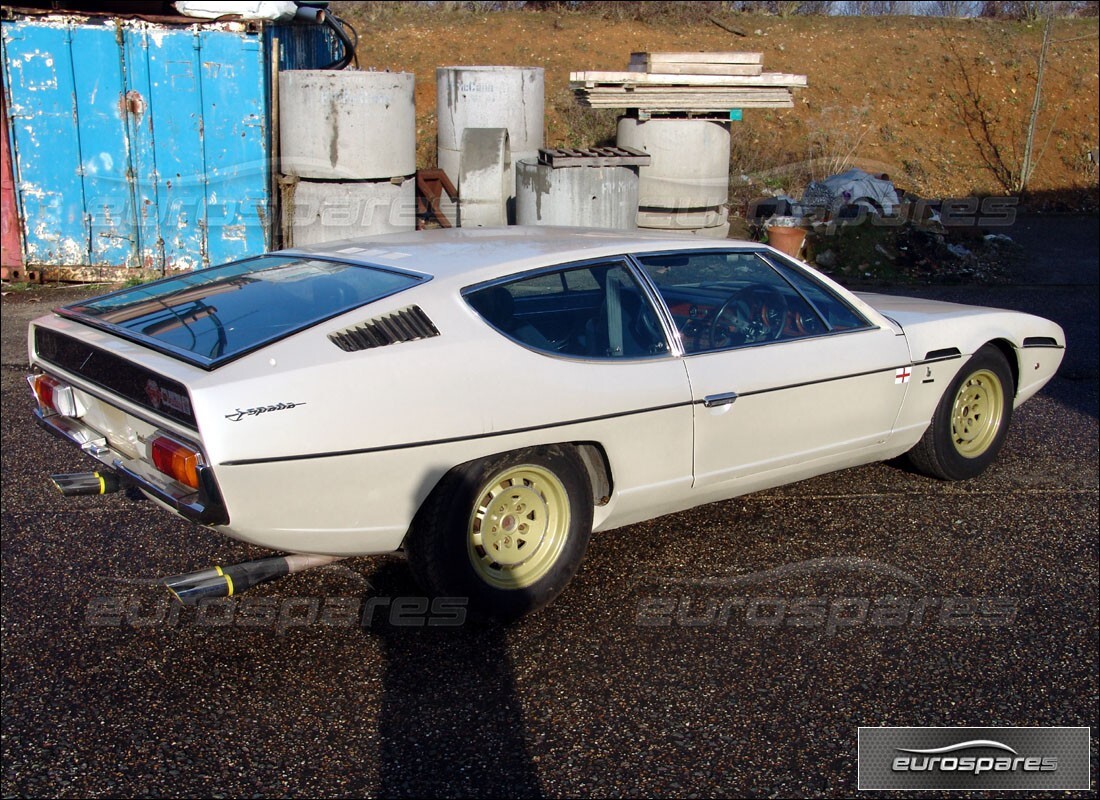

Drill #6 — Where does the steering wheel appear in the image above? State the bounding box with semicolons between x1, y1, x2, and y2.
633;306;668;354
709;283;790;347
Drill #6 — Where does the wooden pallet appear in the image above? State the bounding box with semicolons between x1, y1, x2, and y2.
537;146;652;168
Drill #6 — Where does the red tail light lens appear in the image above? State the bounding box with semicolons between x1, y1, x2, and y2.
29;374;60;411
28;374;83;417
150;435;201;490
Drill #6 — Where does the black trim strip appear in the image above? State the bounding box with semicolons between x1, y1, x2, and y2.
221;400;693;466
1022;336;1062;349
729;363;911;399
913;355;962;366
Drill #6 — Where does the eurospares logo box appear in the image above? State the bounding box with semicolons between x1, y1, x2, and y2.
857;727;1090;791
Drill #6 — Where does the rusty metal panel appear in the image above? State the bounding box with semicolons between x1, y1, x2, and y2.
119;24;160;271
126;23;269;269
1;89;23;272
132;24;209;271
2;20;92;266
73;24;137;267
197;28;268;265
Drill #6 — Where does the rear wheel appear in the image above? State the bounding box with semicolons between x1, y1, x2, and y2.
405;446;593;621
906;345;1014;480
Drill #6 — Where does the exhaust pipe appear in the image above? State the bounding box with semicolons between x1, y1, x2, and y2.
51;471;120;497
163;554;343;605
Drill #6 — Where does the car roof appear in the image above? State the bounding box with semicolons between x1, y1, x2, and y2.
281;226;764;285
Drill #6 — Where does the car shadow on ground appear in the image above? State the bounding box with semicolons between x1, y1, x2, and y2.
360;560;543;799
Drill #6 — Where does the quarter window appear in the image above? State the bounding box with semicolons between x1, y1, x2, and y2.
466;262;668;358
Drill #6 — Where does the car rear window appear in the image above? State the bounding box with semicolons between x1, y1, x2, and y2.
61;256;425;368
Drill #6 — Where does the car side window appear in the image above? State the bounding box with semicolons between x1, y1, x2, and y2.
764;254;870;331
635;251;829;354
465;262;668;359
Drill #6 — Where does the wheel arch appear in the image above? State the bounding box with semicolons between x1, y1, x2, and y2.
985;338;1020;399
572;441;613;508
904;340;1017;481
406;440;613;542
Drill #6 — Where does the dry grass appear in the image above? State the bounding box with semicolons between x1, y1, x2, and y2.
331;3;1099;207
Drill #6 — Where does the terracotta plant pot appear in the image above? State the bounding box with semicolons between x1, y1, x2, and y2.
766;224;808;259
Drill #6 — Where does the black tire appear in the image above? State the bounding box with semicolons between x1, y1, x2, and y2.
405;445;593;621
906;345;1015;480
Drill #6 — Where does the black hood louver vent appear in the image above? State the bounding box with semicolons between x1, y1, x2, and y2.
329;305;440;352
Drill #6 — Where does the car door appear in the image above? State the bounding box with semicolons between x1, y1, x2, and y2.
463;258;698;525
632;249;912;490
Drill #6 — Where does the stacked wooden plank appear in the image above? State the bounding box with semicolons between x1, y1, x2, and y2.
571;52;806;114
628;51;764;76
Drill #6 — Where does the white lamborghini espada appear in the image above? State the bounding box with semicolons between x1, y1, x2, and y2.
27;227;1065;618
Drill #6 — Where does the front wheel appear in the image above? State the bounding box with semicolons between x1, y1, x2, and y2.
906;345;1015;480
405;446;593;621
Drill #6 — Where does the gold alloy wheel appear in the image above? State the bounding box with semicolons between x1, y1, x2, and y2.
950;368;1005;458
467;464;571;589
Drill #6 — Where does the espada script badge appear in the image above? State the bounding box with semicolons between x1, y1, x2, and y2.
225;402;306;422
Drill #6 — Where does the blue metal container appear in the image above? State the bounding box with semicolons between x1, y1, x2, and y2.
1;15;339;274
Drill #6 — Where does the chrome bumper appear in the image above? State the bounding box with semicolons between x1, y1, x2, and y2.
33;409;229;526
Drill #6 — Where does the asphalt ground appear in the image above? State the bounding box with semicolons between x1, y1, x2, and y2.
2;216;1097;798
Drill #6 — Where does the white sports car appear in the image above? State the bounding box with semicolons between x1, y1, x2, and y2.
28;227;1065;618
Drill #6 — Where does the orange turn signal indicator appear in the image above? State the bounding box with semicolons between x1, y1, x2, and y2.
150;434;201;490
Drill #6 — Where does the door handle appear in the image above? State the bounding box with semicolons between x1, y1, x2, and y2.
703;392;738;408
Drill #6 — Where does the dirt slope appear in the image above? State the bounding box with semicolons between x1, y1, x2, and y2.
334;6;1098;208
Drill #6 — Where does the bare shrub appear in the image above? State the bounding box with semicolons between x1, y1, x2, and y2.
941;20;1056;194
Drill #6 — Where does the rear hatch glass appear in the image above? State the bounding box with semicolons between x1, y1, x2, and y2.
60;256;426;369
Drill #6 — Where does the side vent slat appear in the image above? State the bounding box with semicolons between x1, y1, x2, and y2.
329;305;440;353
375;318;404;343
389;315;418;341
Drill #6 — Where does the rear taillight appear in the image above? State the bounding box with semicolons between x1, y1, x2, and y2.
150;434;202;490
28;374;84;417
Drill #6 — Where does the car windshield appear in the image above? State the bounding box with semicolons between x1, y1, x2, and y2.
62;256;425;368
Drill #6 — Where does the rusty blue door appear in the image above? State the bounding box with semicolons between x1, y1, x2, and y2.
1;18;270;271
